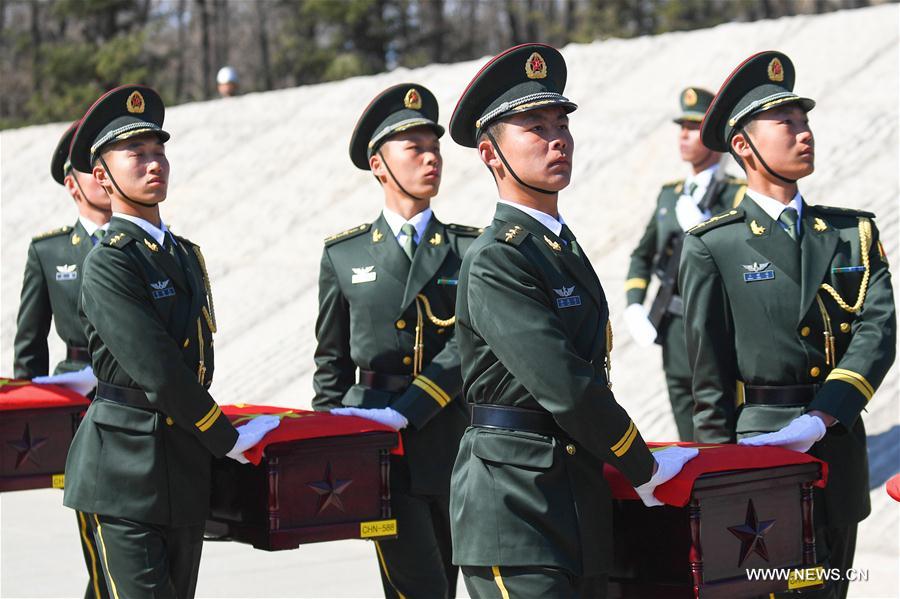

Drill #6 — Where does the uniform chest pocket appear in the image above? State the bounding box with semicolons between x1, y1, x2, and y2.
472;428;555;469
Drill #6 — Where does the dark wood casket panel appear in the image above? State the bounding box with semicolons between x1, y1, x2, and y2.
208;432;397;550
0;407;81;492
608;462;823;599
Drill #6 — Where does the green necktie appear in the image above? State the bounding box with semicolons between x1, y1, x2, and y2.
778;207;800;242
91;229;106;245
400;223;417;261
685;181;698;198
560;225;582;258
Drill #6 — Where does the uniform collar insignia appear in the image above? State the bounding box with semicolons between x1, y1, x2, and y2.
429;232;442;246
750;220;766;236
504;225;523;242
71;234;81;245
144;238;159;252
372;228;384;243
544;235;562;252
813;217;827;232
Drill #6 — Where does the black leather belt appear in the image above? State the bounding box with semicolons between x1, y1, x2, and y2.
96;382;154;410
358;370;412;393
471;404;560;436
67;345;91;363
743;383;821;406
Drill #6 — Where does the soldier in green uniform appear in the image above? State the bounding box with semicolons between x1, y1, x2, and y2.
314;83;478;599
13;123;111;599
624;87;746;441
62;85;278;598
680;51;896;599
448;43;698;598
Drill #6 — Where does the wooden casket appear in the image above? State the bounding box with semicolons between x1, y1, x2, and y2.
0;379;89;492
207;404;400;550
604;444;827;599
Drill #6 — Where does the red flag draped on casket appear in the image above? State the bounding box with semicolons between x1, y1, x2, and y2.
221;404;402;464
604;441;828;506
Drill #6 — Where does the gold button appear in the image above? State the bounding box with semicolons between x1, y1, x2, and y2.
810;367;821;377
437;328;445;335
396;319;406;330
840;323;850;333
800;326;810;337
166;416;174;426
402;356;412;366
183;338;190;347
565;444;576;455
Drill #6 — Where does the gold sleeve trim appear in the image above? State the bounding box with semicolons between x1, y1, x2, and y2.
196;404;222;431
611;420;638;457
411;376;450;407
624;278;649;291
826;368;874;401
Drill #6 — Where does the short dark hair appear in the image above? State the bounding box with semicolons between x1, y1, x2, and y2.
477;120;506;146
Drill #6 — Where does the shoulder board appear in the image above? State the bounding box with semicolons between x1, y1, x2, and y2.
32;225;72;242
446;223;484;237
324;223;371;246
687;208;745;236
494;224;529;246
661;178;684;188
812;205;875;219
724;175;747;186
102;231;135;248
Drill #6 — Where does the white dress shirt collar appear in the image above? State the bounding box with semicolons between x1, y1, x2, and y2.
685;163;718;195
78;216;109;238
498;199;565;236
113;212;171;246
382;206;433;243
745;189;804;223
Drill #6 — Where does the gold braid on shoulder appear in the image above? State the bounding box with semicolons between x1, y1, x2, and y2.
193;246;218;333
820;217;872;314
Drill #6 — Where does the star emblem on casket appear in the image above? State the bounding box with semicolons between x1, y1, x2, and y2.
728;499;776;566
307;462;353;514
7;423;50;469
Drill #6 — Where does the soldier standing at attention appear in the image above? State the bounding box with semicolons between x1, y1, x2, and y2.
13;123;111;599
680;51;895;599
63;85;278;598
447;44;698;598
623;87;746;441
315;83;479;599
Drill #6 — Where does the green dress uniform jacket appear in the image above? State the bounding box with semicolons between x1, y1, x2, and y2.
313;213;479;495
679;198;896;528
14;221;97;378
451;202;656;577
625;176;746;378
63;217;238;527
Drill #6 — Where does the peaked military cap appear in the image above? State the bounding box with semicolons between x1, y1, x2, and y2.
701;51;815;152
673;87;713;124
450;43;577;148
51;121;80;185
349;83;444;170
70;85;169;172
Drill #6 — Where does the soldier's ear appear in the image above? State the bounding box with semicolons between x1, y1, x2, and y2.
92;162;113;193
478;137;502;172
369;153;387;184
730;130;753;163
63;174;80;202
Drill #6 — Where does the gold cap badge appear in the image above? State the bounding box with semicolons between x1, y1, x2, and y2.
683;88;698;107
767;58;784;83
525;52;548;80
404;88;422;110
126;91;145;114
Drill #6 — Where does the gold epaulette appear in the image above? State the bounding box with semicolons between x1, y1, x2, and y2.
725;175;748;185
661;178;684;188
686;208;744;236
813;205;876;219
447;223;484;237
324;223;371;246
32;225;72;241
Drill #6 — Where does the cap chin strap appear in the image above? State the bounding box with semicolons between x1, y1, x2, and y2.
485;130;557;196
97;155;159;208
377;150;426;202
71;173;108;213
738;127;797;184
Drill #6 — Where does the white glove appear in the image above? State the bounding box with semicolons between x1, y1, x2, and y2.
738;414;826;454
675;195;708;231
32;366;98;396
331;407;408;431
624;303;657;347
226;415;281;464
634;446;700;507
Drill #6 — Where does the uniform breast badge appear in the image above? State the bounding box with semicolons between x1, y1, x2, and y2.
150;279;175;299
553;285;581;308
55;264;77;281
742;261;775;282
352;266;377;284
